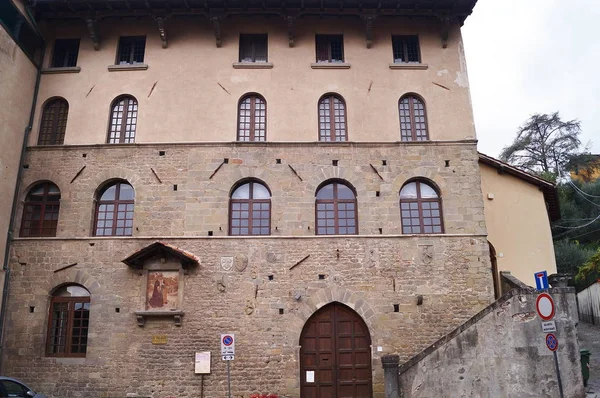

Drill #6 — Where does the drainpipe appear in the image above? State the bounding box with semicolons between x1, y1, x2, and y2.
0;20;45;372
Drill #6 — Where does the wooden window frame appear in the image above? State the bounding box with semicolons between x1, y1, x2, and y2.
229;181;271;236
237;94;267;142
315;34;344;63
38;98;68;145
315;182;358;235
107;96;138;144
392;35;421;63
46;295;90;358
93;182;135;236
238;34;268;63
399;95;429;141
51;38;80;68
318;94;348;142
20;182;60;237
399;181;444;234
116;36;146;65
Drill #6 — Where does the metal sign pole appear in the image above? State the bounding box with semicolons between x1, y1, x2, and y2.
227;360;231;398
553;351;564;398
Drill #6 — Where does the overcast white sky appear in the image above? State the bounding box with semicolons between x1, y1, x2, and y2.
462;0;600;158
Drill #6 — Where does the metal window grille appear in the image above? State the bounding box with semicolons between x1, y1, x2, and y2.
239;34;268;62
237;95;266;141
399;95;428;141
108;96;138;143
46;297;90;357
51;39;80;67
94;182;135;236
392;35;420;63
38;99;68;145
319;95;347;141
316;182;357;235
400;181;444;234
20;183;60;237
316;35;344;63
117;36;146;65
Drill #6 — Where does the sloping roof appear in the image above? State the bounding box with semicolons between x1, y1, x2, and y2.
478;153;561;222
122;241;200;269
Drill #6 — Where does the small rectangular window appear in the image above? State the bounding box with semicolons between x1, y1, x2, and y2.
392;35;421;63
51;39;80;67
316;34;344;63
117;36;146;65
239;34;268;63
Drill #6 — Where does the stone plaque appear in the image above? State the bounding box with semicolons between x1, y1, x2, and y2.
234;254;248;272
419;245;434;265
152;335;168;345
221;256;234;271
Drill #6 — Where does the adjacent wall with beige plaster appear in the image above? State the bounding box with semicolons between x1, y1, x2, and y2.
479;163;557;285
33;17;475;145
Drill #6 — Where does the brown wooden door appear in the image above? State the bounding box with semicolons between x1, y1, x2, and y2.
300;303;372;398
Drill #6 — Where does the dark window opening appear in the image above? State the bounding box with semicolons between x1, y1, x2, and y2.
239;34;268;63
20;182;61;237
315;181;357;235
318;95;347;142
392;35;421;63
38;98;68;145
108;96;138;144
237;95;266;141
399;95;428;141
46;285;90;357
51;39;80;67
229;181;271;236
400;180;444;234
117;36;146;65
94;181;135;236
316;34;344;63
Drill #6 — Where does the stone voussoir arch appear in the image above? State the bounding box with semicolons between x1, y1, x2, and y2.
391;172;447;197
47;268;101;297
292;286;376;344
304;166;367;198
19;172;70;204
88;167;143;200
222;167;282;197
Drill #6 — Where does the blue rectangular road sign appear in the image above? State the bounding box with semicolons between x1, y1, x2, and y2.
534;271;549;290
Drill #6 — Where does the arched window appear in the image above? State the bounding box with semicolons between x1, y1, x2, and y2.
315;181;357;235
20;182;60;237
399;95;428;141
93;181;134;236
318;94;347;142
237;94;266;141
46;284;90;357
38;98;68;145
107;96;138;144
399;180;443;234
229;180;271;236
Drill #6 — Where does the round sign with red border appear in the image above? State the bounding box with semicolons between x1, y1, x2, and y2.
536;293;555;321
222;335;234;346
546;333;558;352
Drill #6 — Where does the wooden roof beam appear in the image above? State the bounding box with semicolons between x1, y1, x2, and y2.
155;16;168;48
86;18;100;50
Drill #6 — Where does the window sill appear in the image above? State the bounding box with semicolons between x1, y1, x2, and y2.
108;64;149;72
135;310;184;326
232;62;273;69
389;63;428;70
41;66;81;74
311;63;351;69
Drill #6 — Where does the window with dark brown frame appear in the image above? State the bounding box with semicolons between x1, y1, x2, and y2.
400;180;443;234
316;34;344;63
229;181;271;236
399;95;428;141
237;95;266;141
316;181;357;235
116;36;146;65
318;94;347;141
51;38;80;67
94;181;134;236
108;96;138;144
46;285;90;357
392;35;421;63
239;34;268;62
38;98;68;145
20;182;60;237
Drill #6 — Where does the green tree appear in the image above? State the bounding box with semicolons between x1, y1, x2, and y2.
576;248;600;288
499;112;582;177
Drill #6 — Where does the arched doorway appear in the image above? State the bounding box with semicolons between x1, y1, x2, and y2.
489;242;500;299
299;302;372;398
